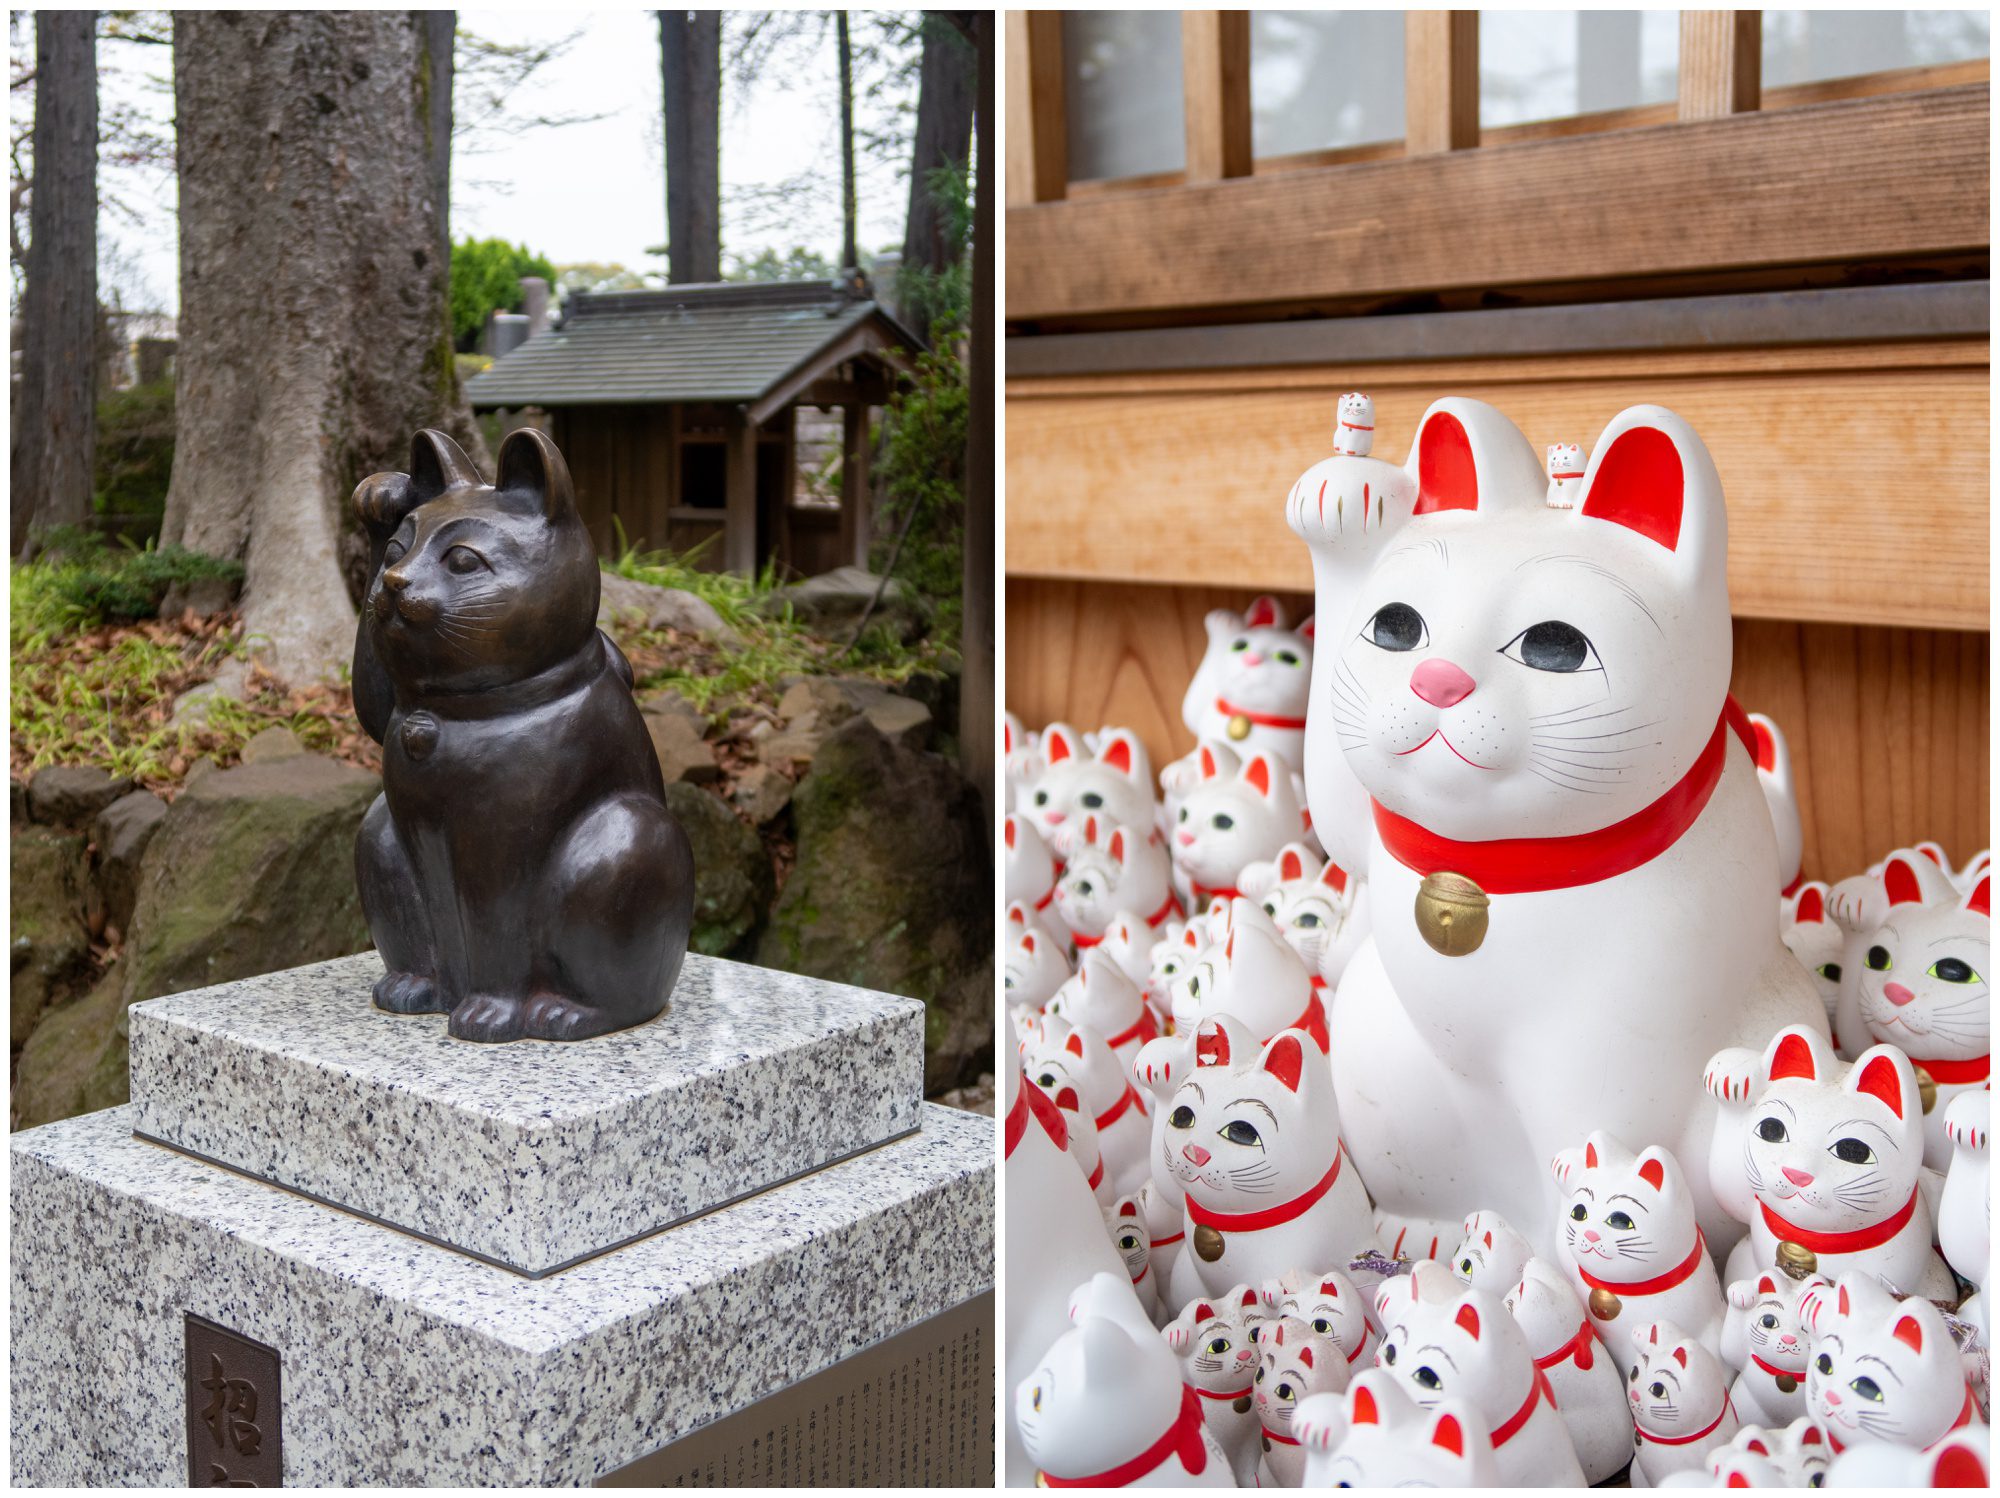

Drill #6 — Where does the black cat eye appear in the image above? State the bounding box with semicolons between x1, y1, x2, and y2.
1034;790;1048;806
1756;1117;1789;1143
1459;1257;1474;1273
1829;1137;1875;1165
1212;813;1235;831
1849;1376;1883;1402
1365;601;1426;652
1231;638;1249;652
1606;1211;1635;1231
1815;1353;1833;1374
1760;1314;1779;1329
1207;1337;1229;1355
1221;1120;1262;1148
1080;791;1103;809
1649;1381;1666;1398
1503;620;1596;673
1413;1366;1442;1390
1312;1317;1332;1335
1930;956;1979;983
1569;1203;1588;1221
1866;945;1892;971
1036;1072;1058;1088
1296;912;1322;928
1382;1343;1396;1365
1168;1105;1196;1130
1276;650;1300;666
1818;962;1843;983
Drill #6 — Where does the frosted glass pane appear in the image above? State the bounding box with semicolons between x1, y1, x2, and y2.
1063;11;1185;182
1763;10;1988;88
1251;11;1406;157
1480;10;1679;129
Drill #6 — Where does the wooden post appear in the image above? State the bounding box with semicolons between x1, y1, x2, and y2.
1005;10;1067;205
962;9;995;820
1679;11;1761;121
724;407;757;575
1182;12;1252;182
841;399;873;569
1404;11;1479;155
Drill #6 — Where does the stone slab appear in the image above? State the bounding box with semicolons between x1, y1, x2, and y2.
127;951;924;1275
10;1103;993;1486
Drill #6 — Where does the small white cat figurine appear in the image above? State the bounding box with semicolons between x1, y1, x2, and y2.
1551;1131;1726;1355
1847;848;1989;1167
1023;1012;1149;1198
1703;1026;1956;1300
1045;946;1158;1073
1003;900;1072;1017
1240;840;1369;989
1162;1015;1373;1308
1781;881;1844;1038
1718;1417;1832;1488
1162;898;1326;1053
1054;816;1182;952
1545;441;1586;508
1104;1195;1157;1319
1168;596;1316;784
1090;911;1157;995
1825;1426;1988;1487
1262;1267;1377;1370
1504;1255;1631;1485
1297;1369;1504;1487
1253;1315;1349;1487
1003;813;1068;946
1163;1285;1267;1484
1020;723;1157;860
1627;1319;1743;1485
1050;1083;1109;1202
1170;742;1309;911
1939;1087;1989;1348
1797;1272;1983;1455
1720;1267;1820;1428
1451;1209;1535;1296
1333;392;1376;457
1003;710;1037;816
1372;1260;1586;1485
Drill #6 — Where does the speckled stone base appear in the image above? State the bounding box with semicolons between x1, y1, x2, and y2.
128;951;924;1274
11;1103;993;1486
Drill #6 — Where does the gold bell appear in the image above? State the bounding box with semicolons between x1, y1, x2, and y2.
1226;713;1252;742
1915;1065;1938;1115
1775;1240;1819;1280
1415;872;1490;957
1232;1395;1253;1414
1194;1224;1226;1262
1776;1373;1799;1394
1588;1287;1622;1321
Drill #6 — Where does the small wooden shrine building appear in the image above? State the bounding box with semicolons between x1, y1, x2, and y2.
465;280;919;576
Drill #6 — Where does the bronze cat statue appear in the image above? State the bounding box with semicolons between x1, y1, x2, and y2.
350;428;695;1042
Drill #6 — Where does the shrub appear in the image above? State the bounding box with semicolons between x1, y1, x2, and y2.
12;533;245;642
449;237;558;346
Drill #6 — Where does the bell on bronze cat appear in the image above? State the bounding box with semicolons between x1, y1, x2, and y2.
1774;1240;1818;1280
1193;1224;1226;1262
1588;1286;1622;1321
1415;872;1489;957
1226;713;1252;742
1914;1064;1938;1115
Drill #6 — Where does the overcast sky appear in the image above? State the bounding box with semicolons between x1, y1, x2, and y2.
95;9;915;315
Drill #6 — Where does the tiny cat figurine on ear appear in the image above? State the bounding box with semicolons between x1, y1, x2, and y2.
350;427;696;1043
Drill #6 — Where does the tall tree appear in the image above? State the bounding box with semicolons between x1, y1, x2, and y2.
836;11;857;273
160;12;483;681
960;12;993;815
659;10;719;283
899;13;974;345
11;11;97;558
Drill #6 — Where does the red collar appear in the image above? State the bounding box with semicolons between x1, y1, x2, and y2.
1033;885;1055;911
1194;1381;1250;1401
1910;1053;1990;1085
1373;702;1753;895
1191;883;1243;906
1085;1157;1104;1192
1131;1262;1149;1286
1096;1083;1146;1133
1489;1366;1556;1448
1749;1353;1802;1383
1152;1230;1184;1249
1758;1187;1918;1255
1260;1423;1300;1446
1637;1393;1733;1446
1186;1148;1344;1232
1534;1321;1598;1373
1105;1007;1160;1051
1577;1231;1707;1298
1345;1330;1371;1364
1215;696;1306;731
1292;989;1330;1054
1039;1385;1209;1486
1072;888;1182;948
1004;1080;1068;1160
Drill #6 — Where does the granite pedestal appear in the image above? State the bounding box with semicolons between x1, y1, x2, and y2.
11;953;994;1485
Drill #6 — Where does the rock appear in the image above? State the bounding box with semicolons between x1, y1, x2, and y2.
755;718;990;1091
774;676;930;749
759;566;915;635
862;693;932;751
597;572;741;645
636;685;704;723
13;965;128;1128
10;827;90;1051
27;765;136;828
729;764;793;826
239;724;307;763
777;679;854;726
934;1072;997;1115
758;716;827;769
646;713;721;786
660;784;774;957
91;789;169;936
116;753;379;1016
170;659;251;726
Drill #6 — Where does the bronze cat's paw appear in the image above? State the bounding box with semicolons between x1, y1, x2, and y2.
448;992;527;1044
373;971;447;1015
519;992;612;1043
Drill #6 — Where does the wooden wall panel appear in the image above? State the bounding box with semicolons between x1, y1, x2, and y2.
1006;341;1990;631
1007;578;1990;888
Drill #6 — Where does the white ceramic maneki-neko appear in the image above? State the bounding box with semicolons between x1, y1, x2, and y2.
1002;900;1071;1019
1240;840;1369;989
1168;741;1310;913
1018;722;1156;860
1703;1026;1956;1300
1504;1255;1632;1485
1285;394;1824;1260
1022;1011;1150;1198
1780;881;1844;1038
1450;1209;1535;1296
1797;1272;1984;1457
1162;1286;1265;1483
1167;595;1315;778
1261;1266;1378;1370
1044;946;1159;1075
1052;815;1182;953
1939;1087;1989;1347
1719;1266;1821;1429
1253;1315;1349;1486
1715;1417;1832;1488
1296;1369;1505;1488
1161;897;1327;1055
1103;1196;1157;1319
1626;1320;1744;1485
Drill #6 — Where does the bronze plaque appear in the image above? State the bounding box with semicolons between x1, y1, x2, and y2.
598;1292;993;1487
185;1313;282;1487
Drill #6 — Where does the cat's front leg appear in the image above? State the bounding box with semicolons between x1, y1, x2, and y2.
1702;1047;1762;1227
356;793;447;1015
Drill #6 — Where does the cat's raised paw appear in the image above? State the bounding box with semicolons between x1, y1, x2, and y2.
372;970;446;1015
1703;1048;1759;1104
448;992;527;1044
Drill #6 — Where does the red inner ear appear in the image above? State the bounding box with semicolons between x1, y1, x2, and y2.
1796;886;1824;923
1193;1302;1215;1323
1299;615;1316;641
1200;745;1218;779
1752;719;1776;772
1065;1031;1084;1057
1671;1346;1687;1367
1045;727;1074;764
1482;1230;1493;1249
1353;1385;1379;1425
1262;1035;1305;1093
1580;424;1685;550
1758;1275;1776;1295
1245;595;1278;628
1120;1201;1138;1217
1055;1086;1079;1112
1413;411;1479;515
1320;1279;1340;1296
1884;856;1924;906
1108;829;1126;863
1584;1142;1599;1168
1801;1426;1823;1448
1933;1446;1985;1486
1102;736;1133;776
1298;1346;1314;1369
1005;819;1017;849
1454;1303;1481;1340
1321;860;1348;894
1245;757;1272;797
1021;931;1037;953
1746;1439;1769;1456
1856;1053;1906;1119
1196;1024;1231;1069
1431;1413;1464;1457
1769;1031;1819;1082
1892;1314;1925;1354
1728;1474;1751;1488
1241;1289;1260;1308
1280;849;1304;882
1638;1157;1666;1191
1970;876;1990;918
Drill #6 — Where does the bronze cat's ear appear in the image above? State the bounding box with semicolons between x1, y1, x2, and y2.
408;429;483;503
497;427;577;521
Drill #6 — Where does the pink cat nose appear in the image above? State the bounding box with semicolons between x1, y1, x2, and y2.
1582;1229;1600;1243
1782;1166;1815;1187
1780;1334;1799;1347
1236;1349;1254;1363
1884;981;1916;1007
1045;811;1065;825
1183;1143;1212;1166
1411;659;1476;708
1825;1390;1842;1408
1177;831;1195;846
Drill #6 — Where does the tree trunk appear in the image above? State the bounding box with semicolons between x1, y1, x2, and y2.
423;11;454;254
959;12;994;818
12;10;98;559
900;13;975;346
659;10;719;284
160;11;481;682
837;12;857;273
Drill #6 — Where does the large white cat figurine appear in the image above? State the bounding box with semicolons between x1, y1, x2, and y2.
1020;723;1157;860
1296;1369;1505;1487
1797;1272;1983;1455
1703;1026;1956;1300
1627;1319;1743;1485
1286;395;1824;1260
1163;1286;1267;1484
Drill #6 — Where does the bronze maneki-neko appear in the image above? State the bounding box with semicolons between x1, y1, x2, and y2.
349;428;695;1042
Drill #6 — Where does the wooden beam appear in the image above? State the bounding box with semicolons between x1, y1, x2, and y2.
1680;11;1761;121
724;407;757;575
839;400;873;569
1005;10;1067;205
1181;12;1252;182
1405;11;1479;155
1004;85;1990;322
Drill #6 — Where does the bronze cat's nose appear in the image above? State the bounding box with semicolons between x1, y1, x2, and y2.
383;567;411;592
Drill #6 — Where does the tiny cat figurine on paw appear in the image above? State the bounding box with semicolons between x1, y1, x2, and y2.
350;428;695;1043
